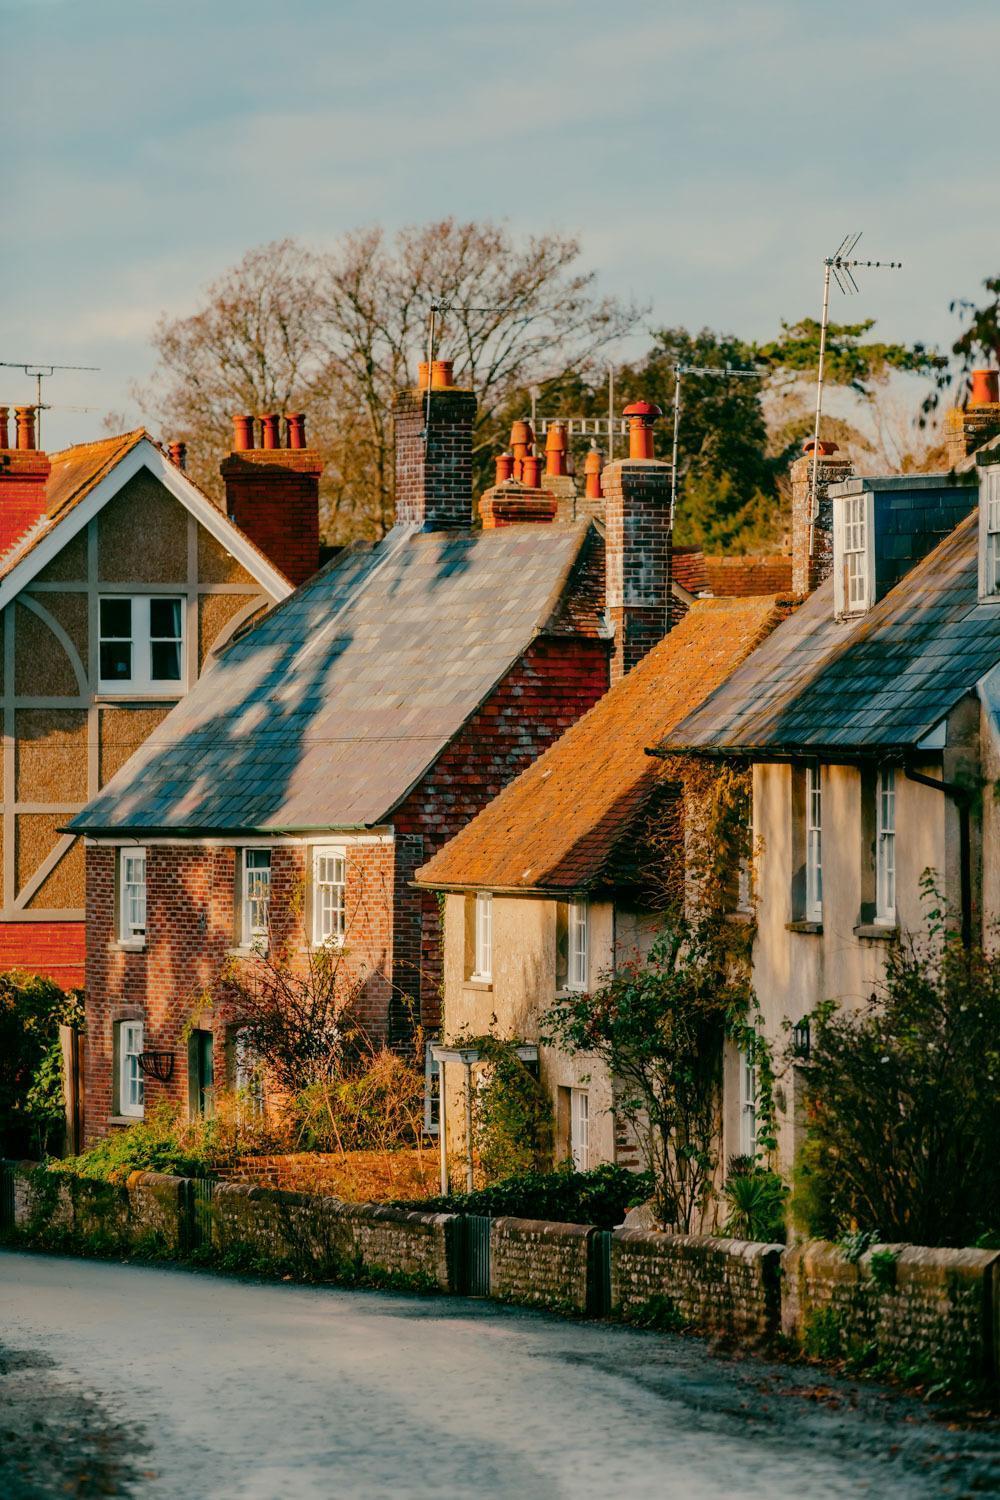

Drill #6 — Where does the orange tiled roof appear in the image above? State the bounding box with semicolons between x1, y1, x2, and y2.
703;555;792;596
415;594;787;895
0;430;148;576
671;547;709;594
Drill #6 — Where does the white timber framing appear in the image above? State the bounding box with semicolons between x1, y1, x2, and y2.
0;440;289;922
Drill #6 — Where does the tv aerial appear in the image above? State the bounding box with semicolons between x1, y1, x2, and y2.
0;361;100;446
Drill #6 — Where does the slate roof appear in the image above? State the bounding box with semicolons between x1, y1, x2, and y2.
659;508;1000;757
0;430;147;574
415;595;786;895
70;521;603;836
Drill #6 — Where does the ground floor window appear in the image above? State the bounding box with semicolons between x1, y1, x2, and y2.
116;1020;144;1118
424;1045;440;1136
231;1027;263;1117
570;1088;589;1171
738;1048;757;1158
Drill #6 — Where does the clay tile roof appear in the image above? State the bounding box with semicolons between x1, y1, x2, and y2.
0;429;147;577
703;555;793;597
671;547;709;594
415;594;787;895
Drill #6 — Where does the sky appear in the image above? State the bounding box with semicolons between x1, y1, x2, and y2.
3;0;999;450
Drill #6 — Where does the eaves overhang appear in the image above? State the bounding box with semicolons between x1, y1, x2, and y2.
645;742;919;766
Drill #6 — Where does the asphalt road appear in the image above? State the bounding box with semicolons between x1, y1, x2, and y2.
2;1251;998;1499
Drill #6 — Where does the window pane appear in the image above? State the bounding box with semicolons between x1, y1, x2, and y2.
150;640;182;680
100;641;132;681
100;597;132;637
150;598;182;638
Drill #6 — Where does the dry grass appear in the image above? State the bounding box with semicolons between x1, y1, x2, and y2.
228;1149;445;1203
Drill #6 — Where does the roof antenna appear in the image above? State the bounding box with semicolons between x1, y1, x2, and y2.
0;361;100;447
808;234;902;554
669;362;764;528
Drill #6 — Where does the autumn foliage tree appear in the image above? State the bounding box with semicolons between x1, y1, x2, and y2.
137;222;641;542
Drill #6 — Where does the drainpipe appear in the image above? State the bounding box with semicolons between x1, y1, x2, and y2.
904;765;973;949
437;1052;448;1196
464;1058;475;1192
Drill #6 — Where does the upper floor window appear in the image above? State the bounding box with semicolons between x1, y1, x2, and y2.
876;768;896;925
981;466;1000;598
736;790;753;914
99;596;185;694
312;847;346;946
240;848;271;947
806;764;823;921
568;901;588;991
473;891;493;981
118;847;146;944
117;1019;144;1118
834;492;873;616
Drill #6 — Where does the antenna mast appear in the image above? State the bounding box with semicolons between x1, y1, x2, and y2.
808;234;902;552
0;361;99;446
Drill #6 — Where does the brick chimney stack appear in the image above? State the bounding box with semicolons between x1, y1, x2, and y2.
0;405;52;556
790;439;854;596
220;412;323;586
393;360;476;530
603;401;671;682
946;369;1000;468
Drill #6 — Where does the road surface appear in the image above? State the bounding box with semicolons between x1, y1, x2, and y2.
1;1251;997;1498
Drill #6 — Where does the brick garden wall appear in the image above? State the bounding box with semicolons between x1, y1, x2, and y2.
612;1231;782;1339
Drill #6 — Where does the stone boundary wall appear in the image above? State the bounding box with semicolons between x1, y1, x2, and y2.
782;1239;1000;1382
612;1230;782;1339
3;1164;997;1384
490;1218;594;1312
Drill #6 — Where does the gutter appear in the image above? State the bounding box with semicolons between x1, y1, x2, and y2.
903;766;973;949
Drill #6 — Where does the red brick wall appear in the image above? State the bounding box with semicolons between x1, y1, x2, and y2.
220;450;322;585
83;839;396;1144
0;920;84;987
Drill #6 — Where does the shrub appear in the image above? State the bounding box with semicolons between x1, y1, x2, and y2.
394;1163;652;1230
56;1097;287;1183
721;1156;787;1242
0;972;83;1158
793;905;1000;1247
291;1048;425;1154
466;1038;553;1182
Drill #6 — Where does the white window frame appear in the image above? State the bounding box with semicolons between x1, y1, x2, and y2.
472;891;493;981
570;1088;590;1171
567;900;589;991
738;1047;757;1158
833;491;874;617
233;1027;263;1117
118;1020;144;1118
736;792;753;914
98;594;186;695
312;846;346;947
806;764;823;922
117;846;147;946
240;847;272;948
875;767;896;926
980;466;1000;600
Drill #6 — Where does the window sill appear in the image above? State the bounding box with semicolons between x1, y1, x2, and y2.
464;978;493;992
113;939;146;953
107;1114;143;1127
228;944;269;959
786;920;823;935
724;911;753;927
95;692;185;704
853;922;898;940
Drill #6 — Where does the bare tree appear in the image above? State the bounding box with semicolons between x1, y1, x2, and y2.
136;222;642;542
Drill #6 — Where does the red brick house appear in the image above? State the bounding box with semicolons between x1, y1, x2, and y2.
0;405;302;991
70;370;684;1141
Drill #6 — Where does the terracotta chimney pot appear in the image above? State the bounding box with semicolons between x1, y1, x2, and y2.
970;369;1000;407
14;406;37;452
545;422;568;477
417;360;456;391
522;454;542;488
584;444;603;500
0;408;8;449
495;452;514;484
232;414;255;452
623;400;662;461
285;413;307;450
802;438;839;456
168;441;187;471
259;414;281;450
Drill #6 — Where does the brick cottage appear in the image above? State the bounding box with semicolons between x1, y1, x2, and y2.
71;366;683;1141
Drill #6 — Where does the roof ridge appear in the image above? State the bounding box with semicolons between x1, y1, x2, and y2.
48;428;148;460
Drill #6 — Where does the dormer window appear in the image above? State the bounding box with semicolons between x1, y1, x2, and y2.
834;492;873;616
981;465;1000;598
